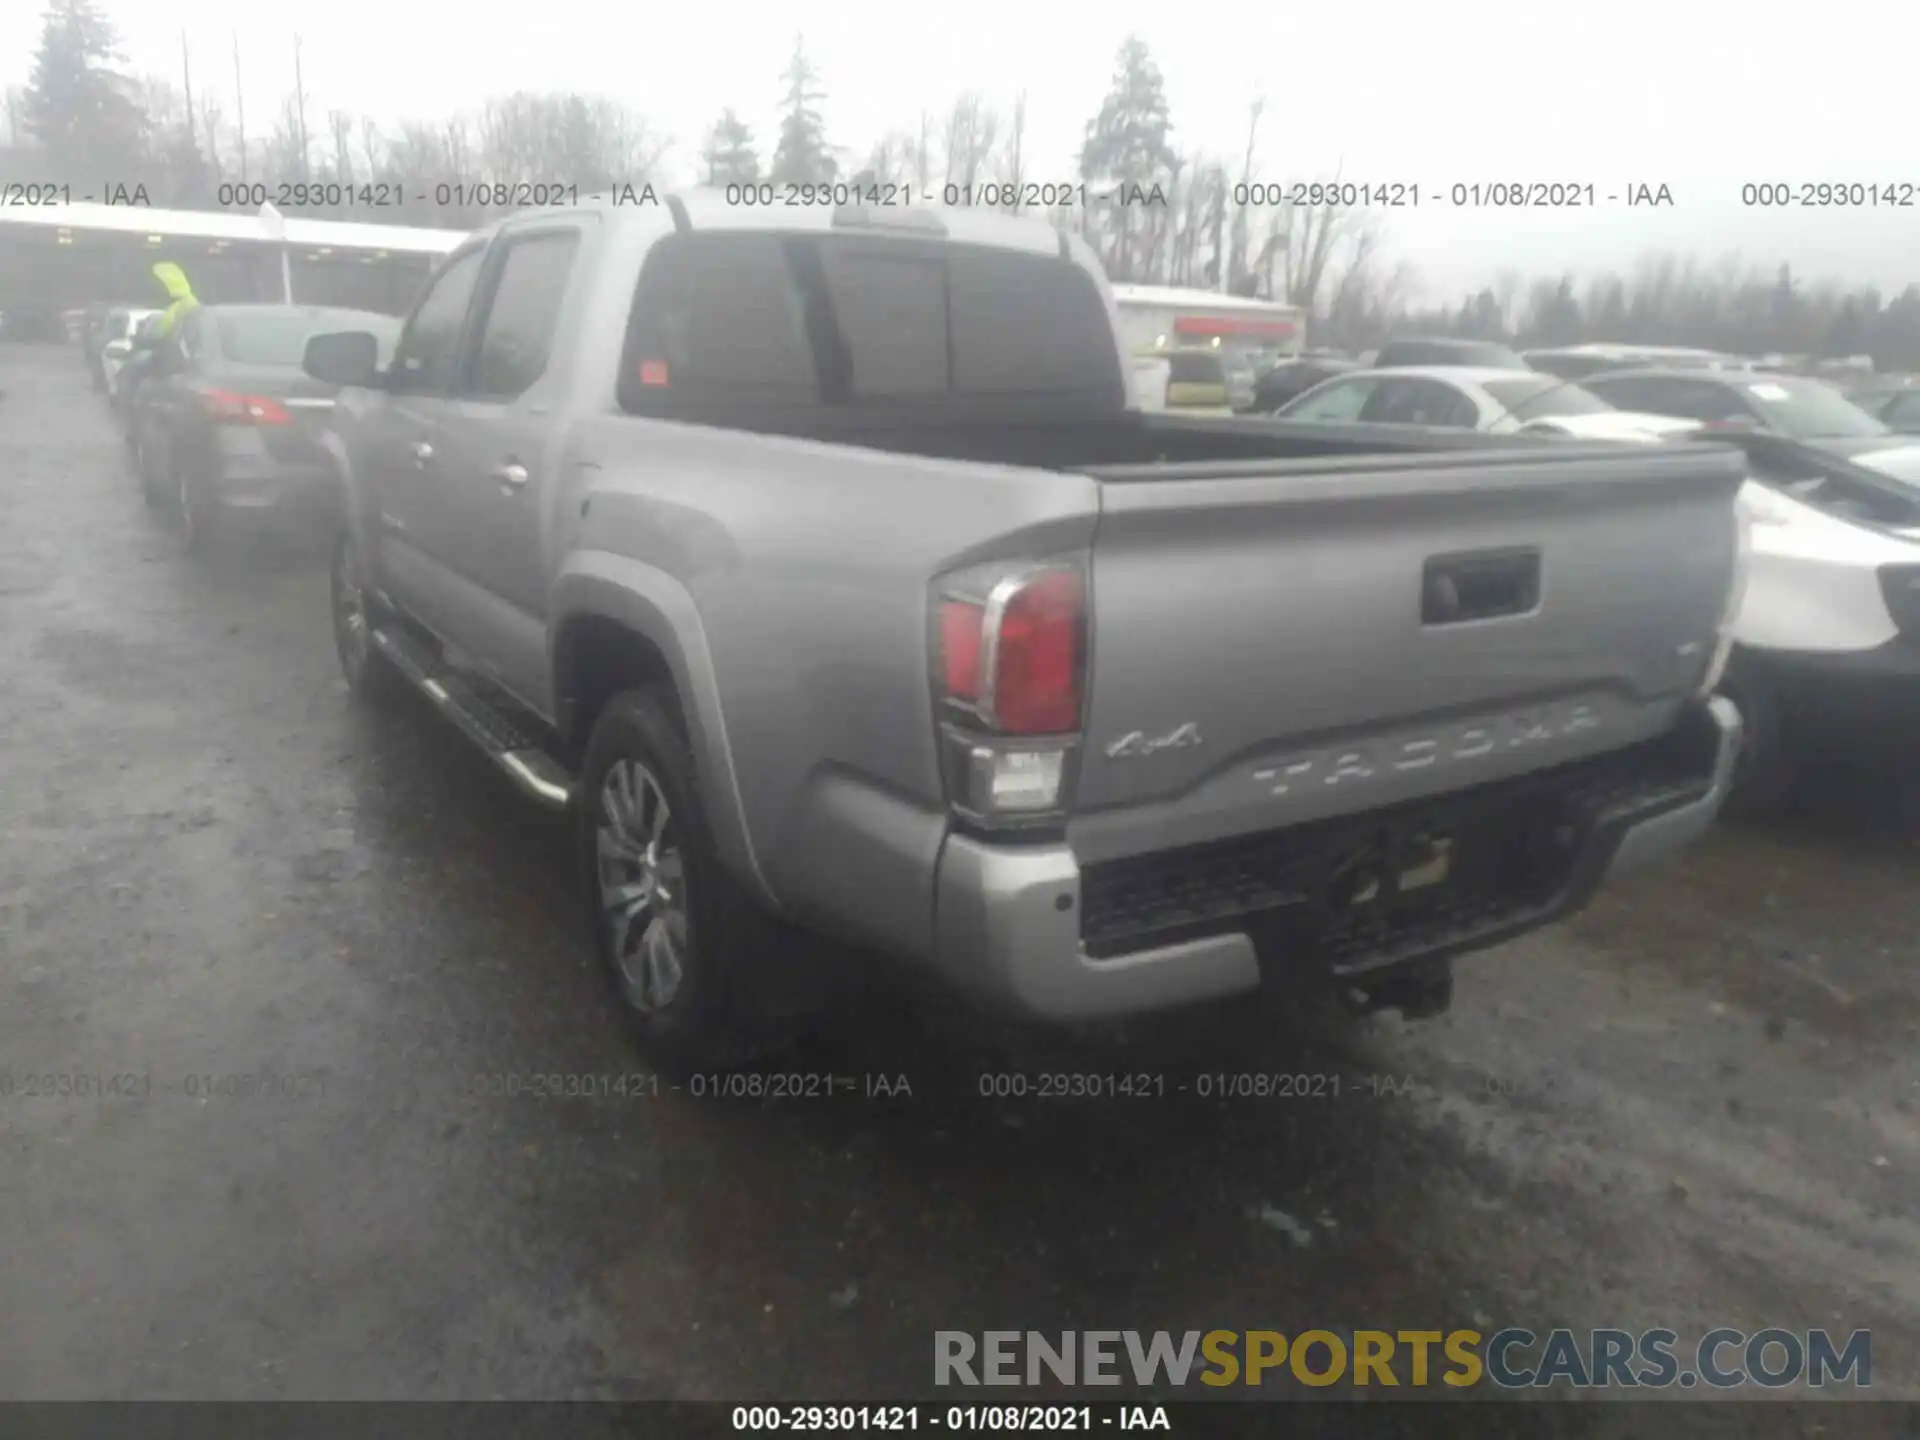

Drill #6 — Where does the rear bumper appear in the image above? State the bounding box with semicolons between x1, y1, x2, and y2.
202;452;342;528
929;698;1740;1022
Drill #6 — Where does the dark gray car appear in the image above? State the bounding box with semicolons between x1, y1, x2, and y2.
1374;337;1530;370
129;304;400;550
1585;368;1903;458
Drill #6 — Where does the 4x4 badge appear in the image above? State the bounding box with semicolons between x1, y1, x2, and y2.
1106;722;1203;760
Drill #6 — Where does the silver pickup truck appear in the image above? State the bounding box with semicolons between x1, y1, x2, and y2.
303;191;1748;1073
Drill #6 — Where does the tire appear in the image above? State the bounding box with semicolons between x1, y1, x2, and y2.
1717;650;1794;819
134;431;167;509
330;528;403;705
579;687;798;1077
174;449;221;555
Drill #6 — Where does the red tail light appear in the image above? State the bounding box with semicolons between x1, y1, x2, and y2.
202;390;292;425
939;599;985;701
937;567;1085;735
992;571;1083;733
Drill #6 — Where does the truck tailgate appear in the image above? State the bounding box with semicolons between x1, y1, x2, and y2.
1070;444;1745;862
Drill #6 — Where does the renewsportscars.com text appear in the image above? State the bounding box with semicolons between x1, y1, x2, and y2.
933;1328;1871;1390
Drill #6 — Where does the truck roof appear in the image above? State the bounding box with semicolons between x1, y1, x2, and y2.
471;187;1073;259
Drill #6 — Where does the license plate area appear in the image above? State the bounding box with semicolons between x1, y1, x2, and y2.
1077;717;1720;966
1316;804;1572;970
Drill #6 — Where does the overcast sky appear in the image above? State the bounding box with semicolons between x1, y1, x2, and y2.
7;0;1919;302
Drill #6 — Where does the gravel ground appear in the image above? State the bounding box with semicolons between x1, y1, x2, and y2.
1;343;1914;1426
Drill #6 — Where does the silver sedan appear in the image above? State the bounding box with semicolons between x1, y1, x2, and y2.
1277;364;1698;441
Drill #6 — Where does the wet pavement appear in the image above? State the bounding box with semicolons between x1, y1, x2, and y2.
1;343;1916;1415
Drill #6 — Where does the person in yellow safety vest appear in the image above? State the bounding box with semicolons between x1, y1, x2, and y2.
151;261;199;339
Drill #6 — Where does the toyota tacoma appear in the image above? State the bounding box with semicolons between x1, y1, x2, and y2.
302;191;1748;1073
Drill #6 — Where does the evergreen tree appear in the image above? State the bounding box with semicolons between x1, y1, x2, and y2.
702;108;760;185
23;0;146;183
1078;37;1176;189
1534;275;1584;345
1077;37;1177;281
769;38;834;186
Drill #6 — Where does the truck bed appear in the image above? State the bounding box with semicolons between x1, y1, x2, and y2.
669;403;1578;474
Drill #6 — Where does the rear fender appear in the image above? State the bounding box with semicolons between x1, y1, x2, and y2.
550;550;774;910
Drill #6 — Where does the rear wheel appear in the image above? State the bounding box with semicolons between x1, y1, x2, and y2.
134;430;167;508
580;687;799;1076
174;450;220;554
330;529;402;704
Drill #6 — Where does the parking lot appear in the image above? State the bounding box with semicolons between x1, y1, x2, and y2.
2;341;1917;1408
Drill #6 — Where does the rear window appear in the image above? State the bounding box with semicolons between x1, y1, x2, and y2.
216;311;399;368
619;232;1123;416
1482;378;1613;419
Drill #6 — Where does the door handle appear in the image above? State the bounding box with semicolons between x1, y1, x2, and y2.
410;441;434;465
493;462;529;492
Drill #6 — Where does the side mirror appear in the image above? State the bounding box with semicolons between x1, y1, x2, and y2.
304;330;383;388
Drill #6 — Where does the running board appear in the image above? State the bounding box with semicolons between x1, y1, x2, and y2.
369;625;574;811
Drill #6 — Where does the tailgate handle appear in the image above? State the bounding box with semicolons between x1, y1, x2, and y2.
1422;547;1540;625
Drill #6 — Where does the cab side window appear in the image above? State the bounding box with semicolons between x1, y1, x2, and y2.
1364;377;1476;427
466;230;583;400
1285;377;1377;422
389;247;486;395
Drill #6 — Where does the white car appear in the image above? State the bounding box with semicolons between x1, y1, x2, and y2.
1704;439;1920;807
1532;423;1920;806
1276;365;1691;439
99;308;162;398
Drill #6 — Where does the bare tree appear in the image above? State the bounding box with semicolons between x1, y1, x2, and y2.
325;108;353;182
860;130;917;187
1267;168;1373;314
939;91;998;193
261;94;305;185
357;115;382;181
994;90;1027;211
1168;157;1226;286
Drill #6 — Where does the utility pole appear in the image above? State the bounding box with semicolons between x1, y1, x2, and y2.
293;34;310;182
1228;98;1264;296
233;32;247;184
181;33;198;160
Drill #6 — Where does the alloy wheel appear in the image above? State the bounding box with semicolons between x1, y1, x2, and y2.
596;758;689;1014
